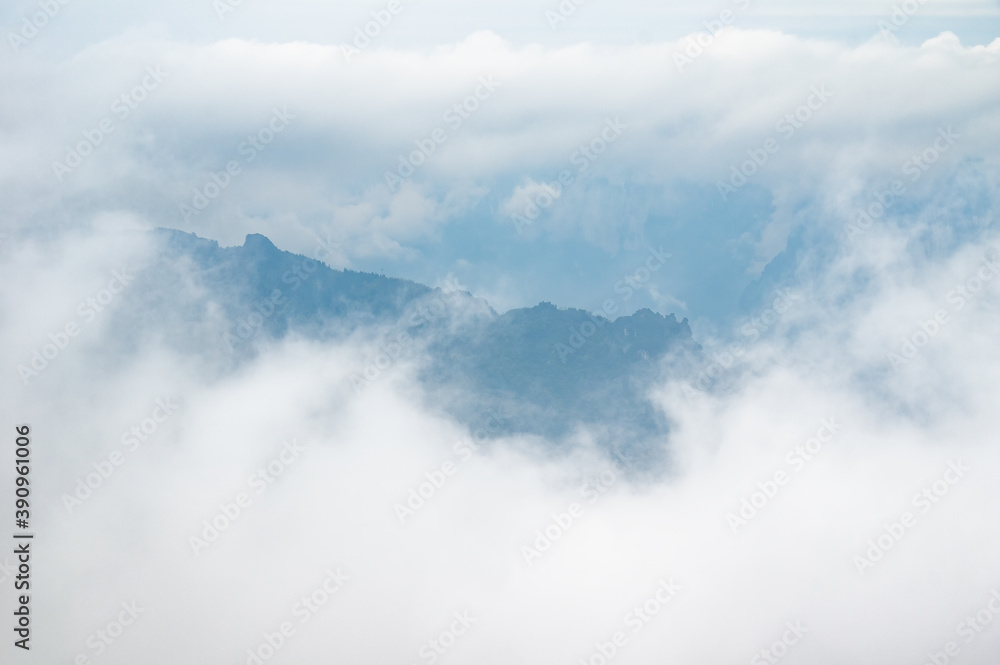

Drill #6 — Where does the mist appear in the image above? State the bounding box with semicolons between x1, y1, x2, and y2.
1;217;998;665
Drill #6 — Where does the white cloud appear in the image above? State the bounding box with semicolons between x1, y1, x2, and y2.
1;29;996;269
3;213;1000;661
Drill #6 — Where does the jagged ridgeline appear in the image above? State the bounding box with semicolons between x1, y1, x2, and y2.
127;229;700;450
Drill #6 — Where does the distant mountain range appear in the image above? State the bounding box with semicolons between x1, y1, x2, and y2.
120;229;703;455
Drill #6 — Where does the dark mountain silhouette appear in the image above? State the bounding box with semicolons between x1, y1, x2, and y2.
124;229;702;453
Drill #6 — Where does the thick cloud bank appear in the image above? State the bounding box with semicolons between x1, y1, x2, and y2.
1;216;999;664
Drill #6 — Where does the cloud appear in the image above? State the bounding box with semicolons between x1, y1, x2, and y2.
2;195;1000;660
3;1;1000;660
1;22;997;334
0;29;995;295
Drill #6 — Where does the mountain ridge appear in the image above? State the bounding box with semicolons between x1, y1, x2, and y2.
130;228;702;450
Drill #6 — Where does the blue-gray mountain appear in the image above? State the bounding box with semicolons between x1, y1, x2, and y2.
131;229;702;453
